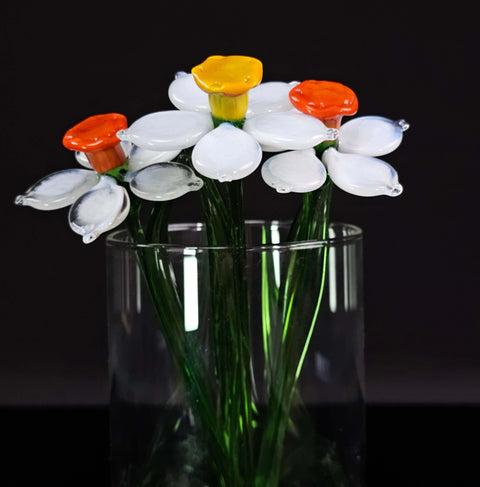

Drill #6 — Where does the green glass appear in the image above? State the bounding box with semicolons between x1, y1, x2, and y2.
107;221;364;487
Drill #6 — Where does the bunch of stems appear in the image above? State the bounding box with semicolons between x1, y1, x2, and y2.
121;132;336;486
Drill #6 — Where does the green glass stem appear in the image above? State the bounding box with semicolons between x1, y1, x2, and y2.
124;194;230;482
186;106;254;481
121;129;336;486
256;174;333;487
146;201;171;243
200;180;253;485
212;114;245;129
173;146;255;485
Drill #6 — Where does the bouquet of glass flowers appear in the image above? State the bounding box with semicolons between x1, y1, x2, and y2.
16;55;407;487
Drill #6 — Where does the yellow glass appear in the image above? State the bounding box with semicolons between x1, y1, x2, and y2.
207;92;249;121
192;55;263;96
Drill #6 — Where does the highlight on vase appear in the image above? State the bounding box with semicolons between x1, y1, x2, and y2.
15;54;408;487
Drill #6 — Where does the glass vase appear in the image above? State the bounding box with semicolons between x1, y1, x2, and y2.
107;221;364;487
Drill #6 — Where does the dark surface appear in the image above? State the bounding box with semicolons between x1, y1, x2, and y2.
3;1;480;405
3;405;478;487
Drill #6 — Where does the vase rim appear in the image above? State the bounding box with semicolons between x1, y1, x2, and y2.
106;220;362;251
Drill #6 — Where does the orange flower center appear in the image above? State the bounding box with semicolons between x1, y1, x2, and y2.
63;113;128;173
289;81;358;128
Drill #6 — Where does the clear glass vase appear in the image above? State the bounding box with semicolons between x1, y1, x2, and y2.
107;221;364;487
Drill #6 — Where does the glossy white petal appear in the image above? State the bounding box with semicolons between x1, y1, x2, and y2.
120;140;133;158
116;111;213;151
68;176;130;244
75;151;92;169
262;149;327;193
322;147;403;197
128;145;181;172
338;116;409;157
14;169;100;211
246;81;299;118
168;72;210;112
243;112;338;151
260;145;285;153
130;162;203;201
192;123;262;182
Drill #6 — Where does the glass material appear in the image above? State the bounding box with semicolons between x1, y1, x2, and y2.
191;122;262;182
191;55;263;96
62;113;128;173
116;111;214;151
68;176;130;243
107;221;364;487
243;111;338;151
14;168;100;210
322;148;403;197
128;163;203;201
338;116;409;157
289;80;359;129
261;148;327;193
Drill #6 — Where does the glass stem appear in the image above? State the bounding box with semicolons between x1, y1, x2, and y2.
256;144;334;485
124;191;230;482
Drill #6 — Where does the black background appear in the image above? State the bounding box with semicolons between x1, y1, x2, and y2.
2;0;479;408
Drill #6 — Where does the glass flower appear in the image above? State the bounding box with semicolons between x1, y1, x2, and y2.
289;80;359;129
117;56;338;183
260;81;408;197
191;55;263;121
14;114;203;243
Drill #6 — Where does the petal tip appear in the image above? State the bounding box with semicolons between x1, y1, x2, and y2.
189;178;204;189
116;129;128;141
14;195;25;206
82;232;99;244
396;119;410;132
388;183;403;197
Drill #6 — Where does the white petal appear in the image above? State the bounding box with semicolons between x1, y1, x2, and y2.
262;149;327;193
121;140;133;158
75;151;92;169
192;123;262;182
68;176;130;244
128;145;181;172
130;162;203;201
260;144;284;153
243;112;338;151
168;72;210;112
116;111;213;151
322;147;403;197
14;169;100;210
338;116;409;157
246;81;299;118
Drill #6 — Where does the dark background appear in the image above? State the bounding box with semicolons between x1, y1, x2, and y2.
2;0;479;407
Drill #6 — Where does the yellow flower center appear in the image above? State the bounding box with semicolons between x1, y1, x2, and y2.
208;92;249;121
192;55;262;121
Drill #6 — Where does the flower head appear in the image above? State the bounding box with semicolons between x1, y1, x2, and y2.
289;80;358;128
192;55;263;96
118;57;337;183
63;113;128;173
261;115;408;197
15;113;203;243
192;55;263;121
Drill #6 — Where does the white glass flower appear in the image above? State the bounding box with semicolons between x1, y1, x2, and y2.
117;61;335;183
261;116;408;197
15;114;203;243
261;81;408;197
167;71;299;118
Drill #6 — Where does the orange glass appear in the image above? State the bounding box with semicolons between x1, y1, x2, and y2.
289;81;358;129
63;113;128;173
